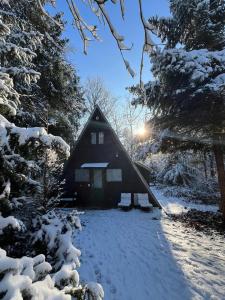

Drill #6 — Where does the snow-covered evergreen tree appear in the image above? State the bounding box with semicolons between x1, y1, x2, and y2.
0;0;71;243
0;0;71;210
0;2;104;298
0;0;84;145
131;0;225;218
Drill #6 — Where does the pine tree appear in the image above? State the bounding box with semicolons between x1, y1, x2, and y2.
131;0;225;218
1;0;84;145
0;0;78;229
30;10;84;146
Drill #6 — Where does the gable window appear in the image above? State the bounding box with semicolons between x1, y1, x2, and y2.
106;169;122;182
75;169;90;182
91;132;97;144
99;132;104;144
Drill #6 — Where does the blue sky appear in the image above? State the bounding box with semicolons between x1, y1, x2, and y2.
47;1;170;100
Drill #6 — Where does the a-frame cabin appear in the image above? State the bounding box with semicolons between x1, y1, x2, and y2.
62;105;161;209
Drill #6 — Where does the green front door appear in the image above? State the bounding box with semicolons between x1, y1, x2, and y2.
89;169;104;206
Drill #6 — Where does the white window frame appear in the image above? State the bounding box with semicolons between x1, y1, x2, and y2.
99;132;104;144
91;132;97;144
75;169;90;182
106;169;122;182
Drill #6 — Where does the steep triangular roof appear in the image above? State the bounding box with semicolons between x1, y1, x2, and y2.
67;105;161;208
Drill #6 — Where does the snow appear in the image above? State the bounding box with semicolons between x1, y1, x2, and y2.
76;192;224;300
0;113;70;157
151;186;218;215
53;264;79;289
148;48;225;96
81;163;109;168
0;249;69;300
33;210;81;270
85;282;104;300
0;214;25;234
0;179;10;200
11;126;47;145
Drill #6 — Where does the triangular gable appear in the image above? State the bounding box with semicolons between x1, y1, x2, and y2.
73;106;108;148
67;105;161;208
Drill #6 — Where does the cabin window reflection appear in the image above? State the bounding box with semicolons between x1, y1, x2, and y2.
91;132;97;144
75;169;90;182
99;132;104;144
106;169;122;182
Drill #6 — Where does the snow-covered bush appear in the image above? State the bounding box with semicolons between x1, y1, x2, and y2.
31;210;104;300
0;210;104;300
136;146;219;203
160;181;219;204
154;155;219;202
0;246;104;299
157;162;200;186
32;210;81;271
84;282;104;300
0;247;71;299
0;213;25;234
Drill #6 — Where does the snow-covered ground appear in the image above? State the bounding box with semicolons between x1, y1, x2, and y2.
152;186;218;214
75;189;225;300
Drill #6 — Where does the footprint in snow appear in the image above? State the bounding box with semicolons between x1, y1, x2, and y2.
106;277;111;284
110;285;117;294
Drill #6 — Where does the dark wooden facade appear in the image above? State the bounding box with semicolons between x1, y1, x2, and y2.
62;106;161;208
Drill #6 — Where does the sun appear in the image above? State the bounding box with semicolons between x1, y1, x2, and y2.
134;126;147;137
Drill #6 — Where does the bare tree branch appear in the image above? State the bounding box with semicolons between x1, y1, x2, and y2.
96;2;135;77
138;0;158;86
120;0;125;19
37;0;63;28
37;0;155;79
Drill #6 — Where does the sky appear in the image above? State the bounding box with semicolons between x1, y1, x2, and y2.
47;1;170;101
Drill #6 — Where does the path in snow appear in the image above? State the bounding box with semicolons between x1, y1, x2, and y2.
75;206;225;300
76;210;190;300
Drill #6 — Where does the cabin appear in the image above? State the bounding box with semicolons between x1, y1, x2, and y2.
62;105;161;209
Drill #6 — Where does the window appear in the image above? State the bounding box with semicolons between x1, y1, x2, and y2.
106;169;122;182
75;169;90;182
91;132;97;144
91;132;104;144
99;132;104;144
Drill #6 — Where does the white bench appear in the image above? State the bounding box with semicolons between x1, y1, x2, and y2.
60;198;74;202
118;193;132;210
135;193;153;211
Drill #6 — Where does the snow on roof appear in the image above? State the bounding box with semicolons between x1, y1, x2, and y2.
81;163;109;168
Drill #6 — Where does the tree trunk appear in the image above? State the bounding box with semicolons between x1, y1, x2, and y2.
203;151;208;180
213;145;225;219
209;152;215;178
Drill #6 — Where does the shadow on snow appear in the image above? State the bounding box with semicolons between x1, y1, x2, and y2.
75;209;193;300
